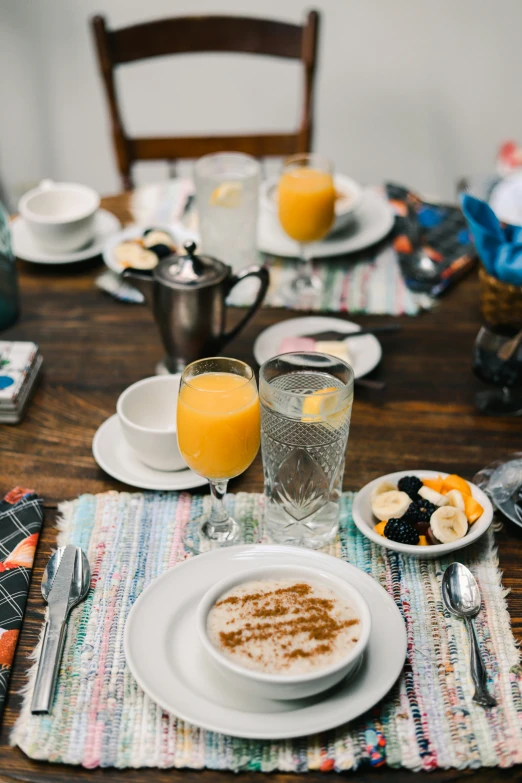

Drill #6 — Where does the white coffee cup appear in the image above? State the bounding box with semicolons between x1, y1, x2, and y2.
116;375;186;472
18;179;100;253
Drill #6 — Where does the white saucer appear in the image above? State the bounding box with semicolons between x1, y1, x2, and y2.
257;188;395;259
124;544;406;740
11;209;121;264
92;414;207;491
253;316;382;379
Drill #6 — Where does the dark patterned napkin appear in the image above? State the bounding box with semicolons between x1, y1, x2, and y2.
0;487;43;722
386;183;476;295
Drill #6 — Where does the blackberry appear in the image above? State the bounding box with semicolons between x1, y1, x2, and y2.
402;499;437;524
384;518;419;545
398;475;423;500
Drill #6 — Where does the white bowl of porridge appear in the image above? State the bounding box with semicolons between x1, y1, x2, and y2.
197;564;371;700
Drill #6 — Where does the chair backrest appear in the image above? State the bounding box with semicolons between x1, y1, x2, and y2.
91;12;320;190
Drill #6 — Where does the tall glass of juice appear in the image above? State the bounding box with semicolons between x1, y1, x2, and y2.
277;153;335;307
177;357;260;553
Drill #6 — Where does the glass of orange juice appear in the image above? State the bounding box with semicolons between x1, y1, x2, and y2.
277;153;335;306
177;357;260;553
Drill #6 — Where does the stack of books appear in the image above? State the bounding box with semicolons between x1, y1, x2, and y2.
0;341;42;424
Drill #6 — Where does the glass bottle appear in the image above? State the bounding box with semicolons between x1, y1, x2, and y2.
0;201;19;330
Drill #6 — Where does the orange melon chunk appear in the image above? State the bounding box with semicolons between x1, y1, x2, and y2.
441;474;471;496
423;476;443;493
418;535;429;546
374;521;387;537
464;495;483;524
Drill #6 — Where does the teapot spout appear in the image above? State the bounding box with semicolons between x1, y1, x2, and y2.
121;269;154;308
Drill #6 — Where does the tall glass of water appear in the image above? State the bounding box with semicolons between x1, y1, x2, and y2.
194;152;260;273
260;352;354;548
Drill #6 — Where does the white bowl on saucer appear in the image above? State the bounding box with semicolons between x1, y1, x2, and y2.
260;173;363;236
117;375;186;472
19;180;100;253
196;563;371;700
352;470;494;559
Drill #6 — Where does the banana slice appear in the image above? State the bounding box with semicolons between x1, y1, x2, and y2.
445;489;465;511
115;242;158;270
371;490;411;521
418;486;449;507
371;480;397;502
143;229;175;249
430;506;468;544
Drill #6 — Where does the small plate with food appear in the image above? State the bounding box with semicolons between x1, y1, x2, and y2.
352;470;493;559
253;316;382;379
103;223;197;274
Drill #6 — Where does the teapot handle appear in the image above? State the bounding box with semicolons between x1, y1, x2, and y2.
220;265;270;349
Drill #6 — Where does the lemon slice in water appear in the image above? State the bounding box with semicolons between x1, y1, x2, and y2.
210;181;243;208
301;387;339;422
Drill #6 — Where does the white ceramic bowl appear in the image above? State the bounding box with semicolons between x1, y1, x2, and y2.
260;173;363;236
116;375;186;472
352;470;494;559
197;564;371;700
19;180;100;253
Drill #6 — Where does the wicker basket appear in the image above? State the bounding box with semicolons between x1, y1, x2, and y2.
479;266;522;327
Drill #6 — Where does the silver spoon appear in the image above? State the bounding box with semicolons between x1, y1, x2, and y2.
31;545;90;714
442;563;496;708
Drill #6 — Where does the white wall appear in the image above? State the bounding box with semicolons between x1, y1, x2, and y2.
1;0;521;208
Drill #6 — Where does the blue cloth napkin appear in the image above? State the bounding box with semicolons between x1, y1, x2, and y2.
461;193;522;285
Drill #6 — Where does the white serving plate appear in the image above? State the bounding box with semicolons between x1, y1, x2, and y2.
352;470;494;559
124;544;406;740
257;187;394;259
259;173;364;235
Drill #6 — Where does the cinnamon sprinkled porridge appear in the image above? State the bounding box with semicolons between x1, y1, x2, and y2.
206;578;360;675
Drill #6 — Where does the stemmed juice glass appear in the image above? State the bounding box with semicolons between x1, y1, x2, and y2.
277;153;336;306
177;357;260;554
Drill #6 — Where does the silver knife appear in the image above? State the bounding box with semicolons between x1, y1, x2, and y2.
31;545;90;714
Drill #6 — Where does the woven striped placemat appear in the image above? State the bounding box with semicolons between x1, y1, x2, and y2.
96;179;427;316
11;491;522;771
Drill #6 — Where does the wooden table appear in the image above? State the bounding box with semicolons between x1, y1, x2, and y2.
1;191;522;783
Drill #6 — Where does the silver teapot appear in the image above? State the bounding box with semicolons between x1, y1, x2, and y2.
123;241;269;372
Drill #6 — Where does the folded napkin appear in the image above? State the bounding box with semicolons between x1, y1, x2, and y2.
0;488;43;723
461;193;522;285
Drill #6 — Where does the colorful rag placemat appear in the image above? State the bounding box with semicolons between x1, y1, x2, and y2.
12;490;522;771
0;487;43;723
96;179;429;316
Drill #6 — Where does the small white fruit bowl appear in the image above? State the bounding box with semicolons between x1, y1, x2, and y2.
197;564;371;700
352;470;494;559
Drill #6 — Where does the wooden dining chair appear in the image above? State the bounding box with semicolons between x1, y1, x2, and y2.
91;12;320;191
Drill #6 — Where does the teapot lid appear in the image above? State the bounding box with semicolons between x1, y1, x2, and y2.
154;240;229;289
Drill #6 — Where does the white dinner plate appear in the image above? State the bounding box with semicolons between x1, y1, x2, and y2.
253;316;382;379
102;222;197;274
92;414;207;491
124;544;406;740
11;209;121;264
352;470;494;559
257;188;394;259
